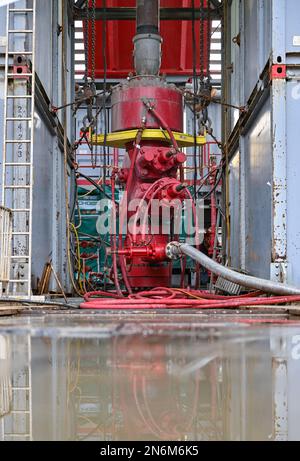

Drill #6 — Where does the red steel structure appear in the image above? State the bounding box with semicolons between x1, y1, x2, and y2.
85;0;210;79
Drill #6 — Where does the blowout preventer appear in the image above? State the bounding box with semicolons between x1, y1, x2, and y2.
91;0;205;289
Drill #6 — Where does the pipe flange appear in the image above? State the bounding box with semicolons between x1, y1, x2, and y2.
166;241;182;261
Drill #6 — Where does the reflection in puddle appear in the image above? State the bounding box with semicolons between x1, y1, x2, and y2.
0;313;300;441
0;336;12;418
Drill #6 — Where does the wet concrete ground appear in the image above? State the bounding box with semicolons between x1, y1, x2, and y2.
0;309;300;441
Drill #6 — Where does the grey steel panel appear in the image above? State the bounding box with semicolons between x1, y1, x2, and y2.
35;0;53;97
286;80;300;287
244;98;272;279
229;150;240;270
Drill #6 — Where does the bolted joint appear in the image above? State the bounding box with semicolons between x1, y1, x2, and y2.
175;183;187;193
166;242;182;261
175;152;187;165
166;151;174;159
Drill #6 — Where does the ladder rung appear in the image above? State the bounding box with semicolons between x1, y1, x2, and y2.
9;280;29;283
5;117;32;121
11;256;30;260
5;163;31;167
8;30;33;34
7;51;33;55
4;186;31;189
12;232;30;235
11;387;31;391
7;73;32;77
6;95;32;98
10;411;30;414
9;8;34;12
10;209;31;212
5;140;31;143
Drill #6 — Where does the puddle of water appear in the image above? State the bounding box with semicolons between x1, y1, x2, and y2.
0;312;300;441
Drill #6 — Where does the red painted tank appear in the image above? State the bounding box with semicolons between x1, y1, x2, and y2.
111;77;183;133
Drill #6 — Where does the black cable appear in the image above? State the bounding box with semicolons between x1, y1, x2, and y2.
51;89;112;114
76;171;114;203
196;166;218;193
77;420;104;441
210;0;223;10
77;231;111;246
197;165;224;201
70;177;78;221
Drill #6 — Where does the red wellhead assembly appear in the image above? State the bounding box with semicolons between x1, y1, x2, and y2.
112;78;187;289
100;0;201;291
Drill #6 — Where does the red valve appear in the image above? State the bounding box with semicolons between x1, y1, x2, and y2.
109;243;167;263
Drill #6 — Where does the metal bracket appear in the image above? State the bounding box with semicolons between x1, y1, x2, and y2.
271;64;287;80
270;262;290;284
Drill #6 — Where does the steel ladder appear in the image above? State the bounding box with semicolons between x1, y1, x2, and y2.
0;334;33;441
1;0;36;297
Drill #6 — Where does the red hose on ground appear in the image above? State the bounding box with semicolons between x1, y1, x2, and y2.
81;288;300;310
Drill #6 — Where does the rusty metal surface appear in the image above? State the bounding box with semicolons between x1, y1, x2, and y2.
226;0;300;289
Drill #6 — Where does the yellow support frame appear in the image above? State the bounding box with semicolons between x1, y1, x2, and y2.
91;129;206;148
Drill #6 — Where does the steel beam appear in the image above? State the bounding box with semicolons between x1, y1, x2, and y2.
270;0;288;283
74;7;222;21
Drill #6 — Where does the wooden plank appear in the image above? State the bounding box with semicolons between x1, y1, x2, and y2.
288;306;300;317
0;306;23;316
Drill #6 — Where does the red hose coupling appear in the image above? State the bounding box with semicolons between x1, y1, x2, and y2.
175;152;187;165
162;183;187;200
159;150;186;166
109;243;168;262
118;168;129;183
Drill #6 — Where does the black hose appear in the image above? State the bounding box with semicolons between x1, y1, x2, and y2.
76;171;113;202
198;168;223;201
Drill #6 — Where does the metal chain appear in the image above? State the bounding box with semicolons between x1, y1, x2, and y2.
102;0;108;185
192;0;198;200
91;0;96;83
207;0;212;85
84;0;89;85
199;0;212;125
90;0;97;168
200;0;205;82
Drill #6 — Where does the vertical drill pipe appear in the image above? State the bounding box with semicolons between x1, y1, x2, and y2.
136;0;159;34
134;0;162;76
